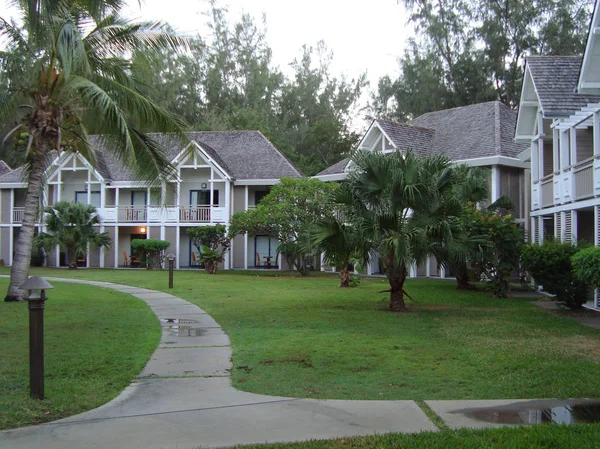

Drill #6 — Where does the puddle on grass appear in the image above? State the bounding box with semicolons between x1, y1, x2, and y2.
455;400;600;425
167;326;206;337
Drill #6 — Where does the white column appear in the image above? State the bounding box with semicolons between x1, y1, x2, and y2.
409;263;417;278
491;165;501;202
570;128;577;166
100;183;106;208
224;180;231;222
87;171;91;205
55;244;59;267
8;228;13;266
531;141;539;181
440;265;446;279
57;171;62;201
595;206;599;247
114;226;119;268
320;252;325;271
538;216;544;244
594;112;600;156
571;210;578;241
9;189;14;224
425;256;431;277
99;225;105;268
244;185;249;270
175;226;180;269
209;167;214;224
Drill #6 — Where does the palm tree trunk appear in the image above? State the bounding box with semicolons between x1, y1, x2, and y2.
5;154;47;301
339;267;350;287
387;259;408;312
455;262;474;290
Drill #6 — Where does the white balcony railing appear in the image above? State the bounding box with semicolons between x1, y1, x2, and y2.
574;160;594;200
180;206;211;222
541;177;553;208
117;206;147;222
12;207;24;223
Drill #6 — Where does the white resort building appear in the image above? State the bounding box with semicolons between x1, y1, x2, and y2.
0;131;301;270
515;1;600;310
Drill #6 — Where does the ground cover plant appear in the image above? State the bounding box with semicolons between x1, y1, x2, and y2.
8;268;600;402
0;279;160;430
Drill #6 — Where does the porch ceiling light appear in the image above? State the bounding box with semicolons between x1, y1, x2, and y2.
140;227;146;233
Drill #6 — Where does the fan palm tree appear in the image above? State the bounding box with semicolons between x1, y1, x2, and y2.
35;201;111;269
310;215;371;287
337;149;467;311
1;0;188;300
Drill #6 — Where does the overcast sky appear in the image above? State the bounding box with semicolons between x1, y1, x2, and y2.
123;0;412;87
2;0;413;104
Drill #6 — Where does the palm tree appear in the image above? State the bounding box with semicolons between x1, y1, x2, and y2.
311;215;370;287
337;150;466;311
35;201;111;269
1;0;188;300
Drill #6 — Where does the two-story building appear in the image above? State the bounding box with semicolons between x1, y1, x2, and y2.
515;2;600;310
316;101;530;278
0;131;302;270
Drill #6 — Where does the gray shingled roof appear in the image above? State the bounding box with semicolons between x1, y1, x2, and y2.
87;131;301;181
189;131;302;179
0;161;11;177
375;119;435;156
0;131;302;185
315;158;350;176
526;56;600;116
411;101;527;159
0;166;26;183
318;101;527;176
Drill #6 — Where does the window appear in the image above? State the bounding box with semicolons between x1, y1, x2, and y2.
75;191;101;208
254;190;270;205
190;190;219;206
131;191;147;206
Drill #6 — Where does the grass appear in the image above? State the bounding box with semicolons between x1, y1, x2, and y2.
0;279;160;430
233;424;600;449
7;267;600;402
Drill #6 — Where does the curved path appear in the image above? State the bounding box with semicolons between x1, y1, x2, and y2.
0;277;437;449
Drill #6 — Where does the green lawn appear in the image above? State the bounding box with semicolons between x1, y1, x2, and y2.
0;279;160;430
7;268;600;402
236;425;600;449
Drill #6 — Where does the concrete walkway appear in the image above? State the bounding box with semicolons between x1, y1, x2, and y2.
0;278;437;449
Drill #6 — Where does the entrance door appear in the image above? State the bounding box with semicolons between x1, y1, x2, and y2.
255;235;278;267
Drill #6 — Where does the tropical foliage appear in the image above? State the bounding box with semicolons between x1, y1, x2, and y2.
188;225;230;274
572;246;600;289
131;239;171;270
0;0;188;300
332;150;469;311
34;201;111;269
461;203;523;298
522;240;589;309
229;178;337;276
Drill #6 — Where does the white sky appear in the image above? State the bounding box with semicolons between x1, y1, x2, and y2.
2;0;413;114
123;0;412;86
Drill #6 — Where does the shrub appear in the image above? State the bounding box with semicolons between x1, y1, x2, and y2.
521;241;588;309
187;225;230;274
572;246;600;288
132;239;171;270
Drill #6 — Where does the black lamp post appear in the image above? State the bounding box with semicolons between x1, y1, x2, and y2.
20;276;54;400
167;253;175;289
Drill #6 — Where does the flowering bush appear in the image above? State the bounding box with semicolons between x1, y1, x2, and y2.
462;203;523;298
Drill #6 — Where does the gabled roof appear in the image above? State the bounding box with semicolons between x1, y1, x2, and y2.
373;119;435;156
0;166;25;183
0;161;11;177
411;101;526;159
188;131;302;179
315;158;350;176
318;101;528;177
526;56;600;116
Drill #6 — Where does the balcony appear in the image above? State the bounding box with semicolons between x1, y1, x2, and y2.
98;205;226;224
574;159;594;200
541;177;553;208
13;207;24;223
